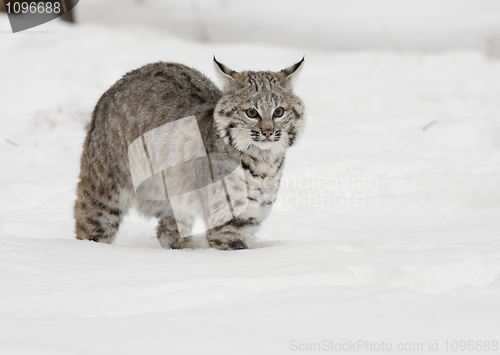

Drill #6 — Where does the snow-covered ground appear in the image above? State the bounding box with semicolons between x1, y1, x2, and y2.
1;2;500;354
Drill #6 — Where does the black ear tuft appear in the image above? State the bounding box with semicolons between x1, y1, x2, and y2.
281;56;305;77
214;56;236;77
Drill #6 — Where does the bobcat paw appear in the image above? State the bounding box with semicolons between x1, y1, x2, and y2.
171;237;196;250
209;238;248;250
158;233;195;249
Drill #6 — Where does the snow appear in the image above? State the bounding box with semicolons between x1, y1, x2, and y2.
75;0;500;51
1;1;500;354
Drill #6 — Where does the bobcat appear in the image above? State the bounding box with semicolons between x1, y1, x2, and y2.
74;58;305;250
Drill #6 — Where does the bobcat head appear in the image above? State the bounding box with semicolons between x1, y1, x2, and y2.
213;58;305;155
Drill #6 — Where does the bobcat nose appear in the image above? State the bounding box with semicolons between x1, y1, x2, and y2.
261;129;273;138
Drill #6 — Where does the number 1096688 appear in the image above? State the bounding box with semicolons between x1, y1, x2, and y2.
6;1;61;14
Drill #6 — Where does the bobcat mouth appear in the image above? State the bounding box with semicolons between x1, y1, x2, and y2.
254;141;277;150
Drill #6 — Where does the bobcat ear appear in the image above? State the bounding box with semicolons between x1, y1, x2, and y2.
279;56;305;88
214;57;240;91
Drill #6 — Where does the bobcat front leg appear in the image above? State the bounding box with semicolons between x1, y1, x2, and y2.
157;215;196;249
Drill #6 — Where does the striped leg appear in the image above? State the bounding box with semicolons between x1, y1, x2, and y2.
74;181;127;244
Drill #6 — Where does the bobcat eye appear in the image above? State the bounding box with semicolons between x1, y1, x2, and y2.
273;107;285;118
246;108;259;118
